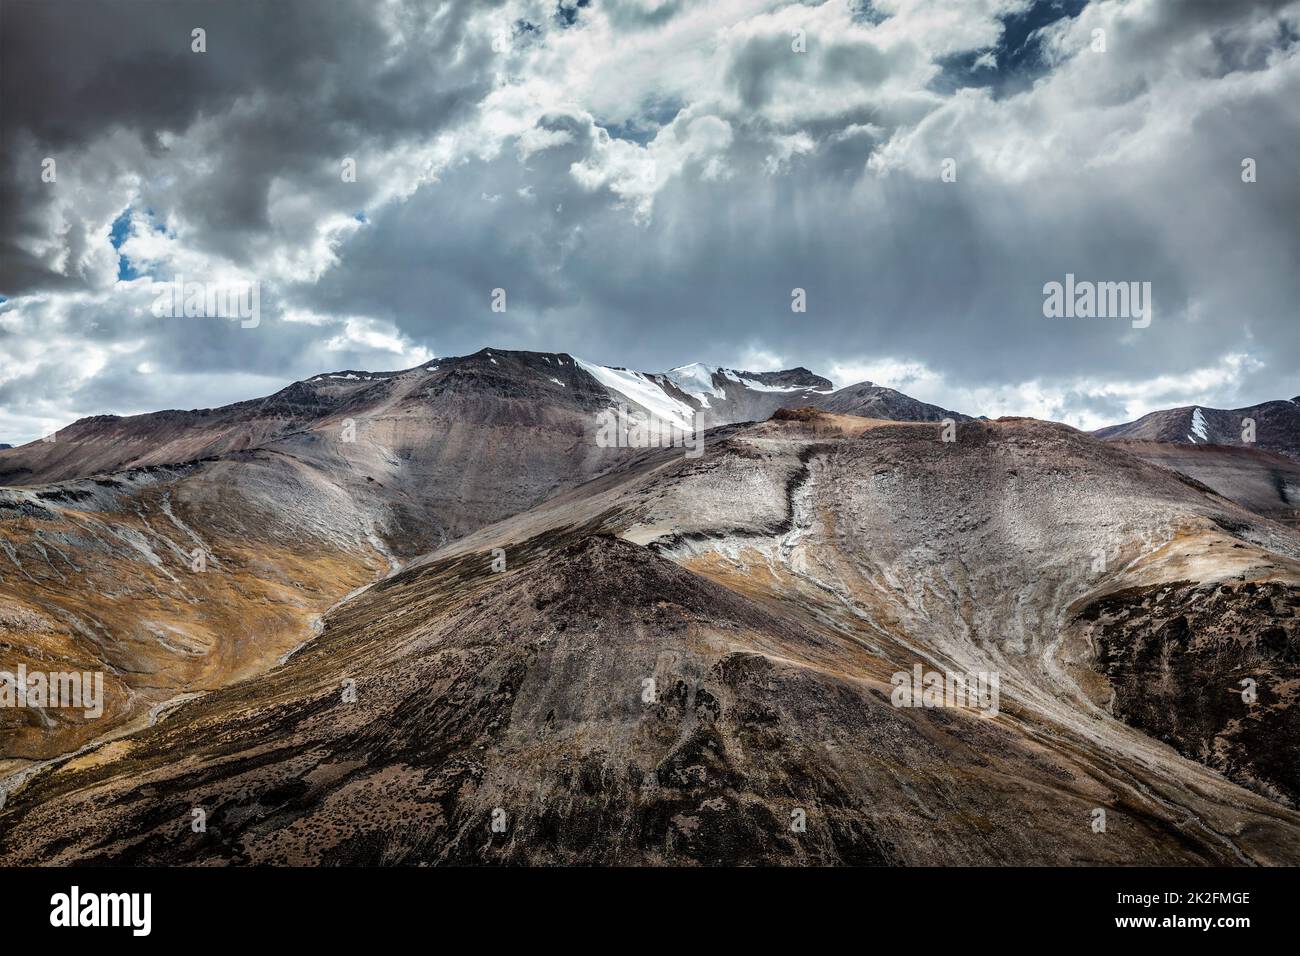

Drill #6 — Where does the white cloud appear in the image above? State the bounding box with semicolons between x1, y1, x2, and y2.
831;351;1271;430
324;317;434;365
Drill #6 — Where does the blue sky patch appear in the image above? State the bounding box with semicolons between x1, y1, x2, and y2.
109;208;141;281
932;0;1089;98
601;97;685;146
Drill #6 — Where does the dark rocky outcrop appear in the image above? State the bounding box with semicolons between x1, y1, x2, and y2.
1076;580;1300;807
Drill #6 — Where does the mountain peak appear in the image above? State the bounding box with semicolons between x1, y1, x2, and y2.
815;380;969;423
663;363;833;400
1094;397;1300;461
0;349;971;485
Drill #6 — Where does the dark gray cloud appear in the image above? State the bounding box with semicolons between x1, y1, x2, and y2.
0;0;499;292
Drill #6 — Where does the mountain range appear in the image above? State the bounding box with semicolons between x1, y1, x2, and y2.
1094;398;1300;530
1094;398;1300;460
1;349;1297;864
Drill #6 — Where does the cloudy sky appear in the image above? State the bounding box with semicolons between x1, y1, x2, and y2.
1;0;1297;443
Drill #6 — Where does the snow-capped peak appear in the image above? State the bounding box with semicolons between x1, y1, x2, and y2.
732;372;824;394
665;364;726;404
575;358;697;430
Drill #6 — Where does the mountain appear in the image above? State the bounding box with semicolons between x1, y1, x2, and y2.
1092;398;1300;527
0;349;617;761
1110;441;1300;529
3;409;1299;864
651;365;970;427
1094;398;1300;461
0;351;959;488
0;350;611;490
7;353;1297;866
0;349;960;762
810;380;971;422
658;363;835;426
0;444;10;450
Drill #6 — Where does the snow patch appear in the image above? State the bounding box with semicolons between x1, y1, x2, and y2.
705;366;827;394
1190;407;1208;443
734;374;824;394
666;363;726;403
575;358;697;430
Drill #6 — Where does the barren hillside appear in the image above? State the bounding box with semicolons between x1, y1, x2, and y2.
4;412;1297;864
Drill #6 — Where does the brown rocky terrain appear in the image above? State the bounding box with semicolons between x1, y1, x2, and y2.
0;460;387;766
1075;579;1299;807
0;350;638;764
1109;440;1300;529
0;351;979;766
3;409;1298;864
811;381;971;422
1095;398;1300;461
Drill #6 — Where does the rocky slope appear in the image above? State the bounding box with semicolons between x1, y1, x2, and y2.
810;381;971;422
0;350;627;763
0;461;387;763
0;351;969;765
1095;398;1300;461
1077;579;1299;807
4;411;1298;865
1110;440;1300;529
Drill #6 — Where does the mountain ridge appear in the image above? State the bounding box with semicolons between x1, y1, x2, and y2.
0;348;967;486
1094;397;1300;461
